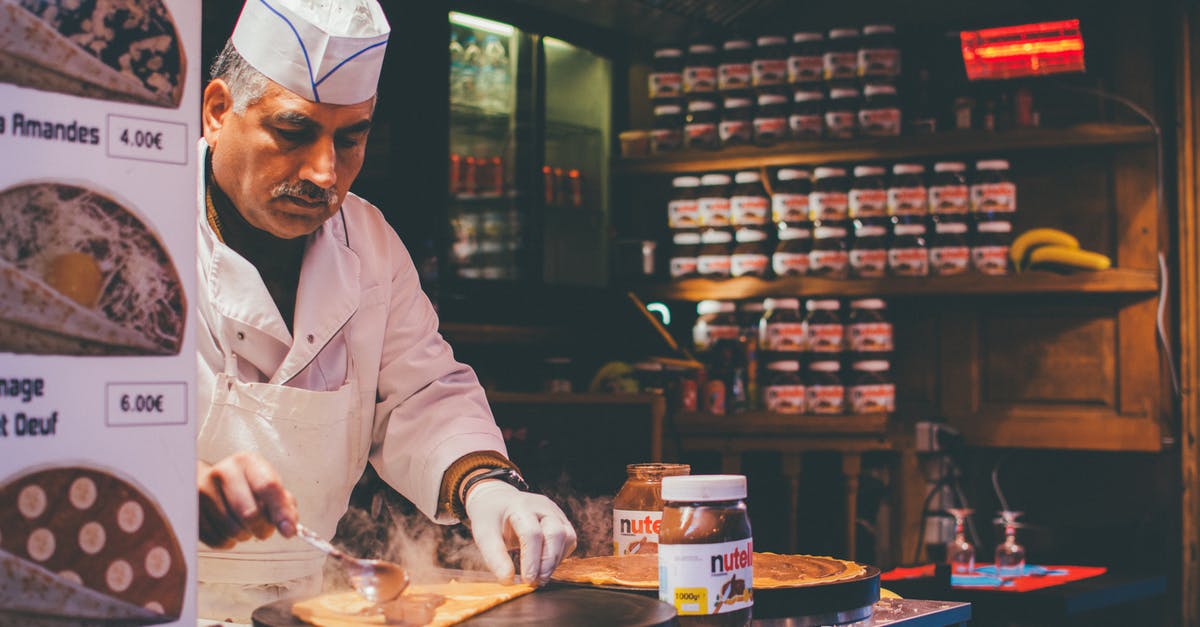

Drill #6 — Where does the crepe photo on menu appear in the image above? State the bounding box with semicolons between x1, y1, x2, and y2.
0;181;185;356
0;0;186;108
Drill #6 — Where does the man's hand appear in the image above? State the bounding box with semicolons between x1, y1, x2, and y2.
197;452;299;549
464;481;577;585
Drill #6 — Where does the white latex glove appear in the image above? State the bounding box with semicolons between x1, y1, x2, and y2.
464;481;578;585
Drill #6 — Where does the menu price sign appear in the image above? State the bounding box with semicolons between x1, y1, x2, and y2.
0;1;199;625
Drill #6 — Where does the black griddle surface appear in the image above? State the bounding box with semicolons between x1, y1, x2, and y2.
251;588;677;627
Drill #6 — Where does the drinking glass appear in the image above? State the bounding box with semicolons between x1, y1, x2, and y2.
945;507;975;574
994;510;1026;582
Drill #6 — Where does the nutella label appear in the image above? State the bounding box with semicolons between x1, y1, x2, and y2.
931;246;971;275
972;246;1010;275
850;248;888;277
731;253;770;277
808;385;846;414
851;383;895;413
753;116;789;142
649;72;683;99
731;195;770;225
697;254;732;277
859;107;901;136
849;322;894;352
773;251;810;276
825;111;857;138
809;249;849;276
753;59;788;86
889;247;930;276
719;120;752;144
668;199;700;229
807;323;845;353
823;52;858;80
788;55;824;82
849;189;888;218
789;113;823;138
707;324;740;343
614;509;663;556
765;384;807;413
809;191;849;221
858;49;901;77
650;128;682;152
930;185;969;214
698;197;732;226
659;538;754;616
718;63;753;91
888;187;928;216
685;122;718;147
764;322;806;352
670;256;699;279
772;193;810;223
684;66;717;93
971;182;1017;213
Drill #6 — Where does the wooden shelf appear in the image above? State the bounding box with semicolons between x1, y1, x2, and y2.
487;391;665;405
676;411;888;436
634;268;1159;301
614;124;1155;175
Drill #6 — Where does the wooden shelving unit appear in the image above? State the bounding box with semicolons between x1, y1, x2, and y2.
676;411;888;436
614;123;1155;175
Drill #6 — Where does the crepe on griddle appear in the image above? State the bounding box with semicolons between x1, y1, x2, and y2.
0;182;185;356
292;581;535;627
550;552;866;589
0;0;186;108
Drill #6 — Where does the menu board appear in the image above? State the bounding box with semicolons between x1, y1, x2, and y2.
0;0;198;624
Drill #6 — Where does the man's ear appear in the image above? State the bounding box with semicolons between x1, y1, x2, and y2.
202;79;234;146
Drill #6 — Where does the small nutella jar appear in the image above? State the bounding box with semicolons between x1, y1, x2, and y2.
807;360;846;415
848;298;893;354
810;226;850;278
718;38;754;92
805;299;845;353
652;103;685;153
888;164;928;219
824;27;860;81
772;227;812;277
972;220;1013;275
649;48;685;100
930;222;971;276
754;93;790;146
810;167;851;223
825;87;860;140
850;165;888;219
763;360;806;414
730;171;770;226
788;32;825;84
684;43;718;94
759;297;805;353
889;223;930;277
772;168;811;225
686;99;721;150
850;360;895;413
697;229;734;278
859;83;902;137
720;95;754;147
731;228;771;277
752;35;789;87
857;24;901;78
971;159;1017;214
789;89;825;139
670;231;702;280
659;475;754;626
668;175;701;230
850;219;889;278
929;161;970;217
613;463;691;555
698;173;733;227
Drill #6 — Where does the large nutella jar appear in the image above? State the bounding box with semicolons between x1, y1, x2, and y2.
730;171;770;226
889;223;930;277
697;229;734;278
754;93;790;146
686;99;721;150
763;360;806;414
718;38;754;92
930;221;970;276
824;27;860;81
971;159;1017;214
772;168;811;225
849;165;888;220
929;161;970;217
859;83;902;137
613;463;691;556
759;297;805;353
972;220;1012;275
670;231;702;280
809;225;850;278
698;173;733;227
888;163;928;219
805;299;845;354
825;87;860;140
772;227;812;277
659;475;753;626
730;228;771;277
719;95;754;147
807;360;846;415
650;48;685;100
849;360;895;413
684;43;718;94
694;300;739;352
652;103;685;154
847;298;893;354
857;24;900;78
809;167;851;223
850;218;889;278
789;89;825;139
668;175;702;230
752;35;789;87
788;32;825;84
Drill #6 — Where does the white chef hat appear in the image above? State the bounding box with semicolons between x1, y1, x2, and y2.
231;0;390;105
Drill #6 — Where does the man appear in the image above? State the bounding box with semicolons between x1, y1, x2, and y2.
194;1;575;621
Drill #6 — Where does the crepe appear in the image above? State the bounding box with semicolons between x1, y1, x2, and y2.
0;0;186;108
550;552;866;590
0;182;185;356
0;466;186;624
292;581;536;627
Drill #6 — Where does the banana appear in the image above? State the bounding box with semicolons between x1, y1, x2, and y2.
1027;245;1112;271
1010;228;1080;271
588;361;638;393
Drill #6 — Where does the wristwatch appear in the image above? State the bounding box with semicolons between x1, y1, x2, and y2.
461;467;530;499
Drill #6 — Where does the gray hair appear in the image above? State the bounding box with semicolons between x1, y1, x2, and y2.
209;40;270;113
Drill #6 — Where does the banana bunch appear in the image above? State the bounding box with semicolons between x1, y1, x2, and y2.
1010;228;1112;272
588;361;640;394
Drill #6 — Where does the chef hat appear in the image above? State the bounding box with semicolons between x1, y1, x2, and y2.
231;0;390;105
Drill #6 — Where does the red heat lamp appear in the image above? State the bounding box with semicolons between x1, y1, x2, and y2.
960;19;1085;81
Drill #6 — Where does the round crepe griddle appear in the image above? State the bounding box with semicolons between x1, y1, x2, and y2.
252;588;677;627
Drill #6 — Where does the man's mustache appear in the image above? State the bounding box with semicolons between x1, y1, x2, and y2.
271;181;336;207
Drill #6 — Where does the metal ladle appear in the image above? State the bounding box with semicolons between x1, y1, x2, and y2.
295;523;410;604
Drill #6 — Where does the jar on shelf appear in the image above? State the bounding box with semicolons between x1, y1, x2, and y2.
848;298;893;354
972;219;1013;275
849;360;895;413
651;103;684;154
825;87;861;140
698;173;733;227
759;297;806;354
788;31;825;84
772;168;811;225
731;171;771;226
807;360;846;415
889;222;930;277
888;163;928;220
805;299;845;354
859;83;902;137
697;229;733;278
971;159;1017;214
754;92;790;146
667;175;701;230
720;95;754;147
694;300;739;353
810;225;850;278
719;38;754;92
929;161;970;219
684;43;718;95
824;27;861;81
764;360;806;414
850;218;889;278
669;230;702;280
753;34;789;88
649;47;685;100
685;98;720;150
857;24;901;79
731;228;771;278
930;222;971;276
772;226;812;277
789;89;825;139
850;165;888;220
613;463;691;556
810;166;851;223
